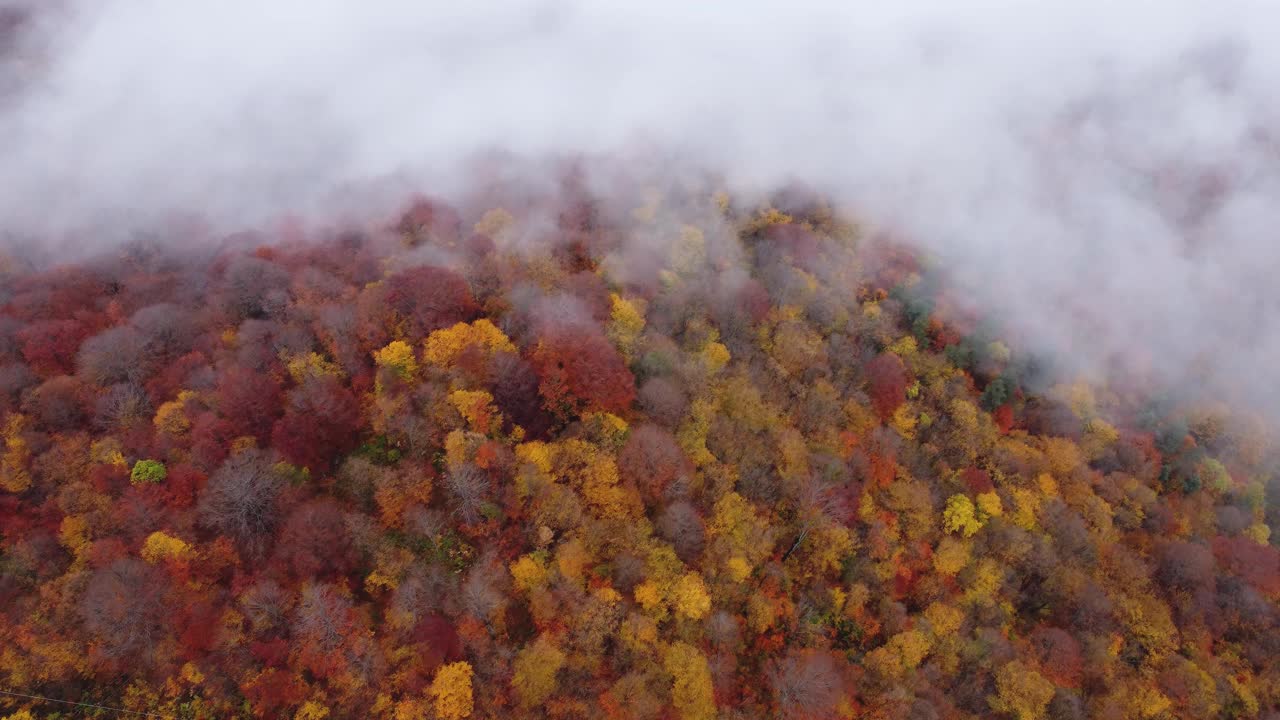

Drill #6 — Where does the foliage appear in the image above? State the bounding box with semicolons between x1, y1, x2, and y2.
130;459;168;485
0;191;1275;720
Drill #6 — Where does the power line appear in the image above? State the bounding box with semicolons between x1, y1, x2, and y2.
0;688;175;718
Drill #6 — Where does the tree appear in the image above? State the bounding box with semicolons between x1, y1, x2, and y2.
77;325;151;385
990;660;1055;720
357;265;478;350
17;318;86;376
130;459;167;485
663;642;715;720
271;376;364;472
512;634;566;708
866;352;907;421
768;650;843;720
618;425;692;506
79;558;170;666
531;326;636;420
215;366;282;441
197;449;285;557
431;661;475;720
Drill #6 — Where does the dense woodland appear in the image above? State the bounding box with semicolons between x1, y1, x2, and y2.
0;179;1278;720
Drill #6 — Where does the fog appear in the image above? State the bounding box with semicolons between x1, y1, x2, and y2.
3;0;1280;417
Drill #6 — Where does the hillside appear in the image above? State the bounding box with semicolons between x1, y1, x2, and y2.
1;187;1277;720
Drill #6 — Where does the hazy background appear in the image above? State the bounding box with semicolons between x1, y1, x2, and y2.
2;0;1280;417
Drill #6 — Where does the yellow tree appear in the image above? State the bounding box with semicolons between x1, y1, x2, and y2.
512;634;566;708
989;660;1054;720
430;661;474;720
663;642;716;720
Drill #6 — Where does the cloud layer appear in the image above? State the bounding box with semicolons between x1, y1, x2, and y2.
3;0;1280;415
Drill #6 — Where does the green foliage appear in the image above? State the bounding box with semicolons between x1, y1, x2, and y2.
129;459;167;485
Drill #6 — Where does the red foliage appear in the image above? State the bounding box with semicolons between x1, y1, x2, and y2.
250;638;291;668
1212;536;1280;596
962;467;994;494
993;404;1015;433
1028;626;1083;688
357;265;478;349
866;353;907;422
242;668;308;718
530;326;636;419
271;377;364;472
17;319;87;376
215;367;283;442
272;499;358;581
617;425;692;506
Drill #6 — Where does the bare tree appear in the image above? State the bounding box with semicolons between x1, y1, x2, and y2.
78;325;150;386
768;650;843;720
94;382;152;430
80;558;170;664
445;463;492;525
198;449;285;558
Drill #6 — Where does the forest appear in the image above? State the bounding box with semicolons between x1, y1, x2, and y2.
0;177;1278;720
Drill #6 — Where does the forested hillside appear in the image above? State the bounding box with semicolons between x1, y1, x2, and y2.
1;184;1277;719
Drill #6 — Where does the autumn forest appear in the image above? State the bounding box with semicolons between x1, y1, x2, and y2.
0;179;1278;720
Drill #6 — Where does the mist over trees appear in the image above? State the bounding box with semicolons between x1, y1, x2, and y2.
0;182;1278;719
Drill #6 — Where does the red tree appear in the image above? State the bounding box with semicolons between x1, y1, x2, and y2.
530;326;636;419
866;353;907;421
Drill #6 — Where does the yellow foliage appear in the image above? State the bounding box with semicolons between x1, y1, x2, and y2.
555;537;591;581
1125;685;1172;719
516;441;555;474
1042;437;1084;478
989;660;1054;720
1036;472;1059;498
1;414;32;493
924;602;964;637
285;351;343;383
677;398;718;466
663;642;716;720
672;573;712;620
726;556;752;583
59;515;91;558
1009;487;1040;530
154;395;192;436
700;341;730;374
634;580;666;618
179;661;205;685
888;335;918;358
141;531;192;564
943;494;984;537
886;629;932;671
583;412;629;449
620;612;659;650
1245;522;1271;545
373;340;418;380
671;225;708;274
965;558;1004;607
449;390;499;434
976;491;1003;518
91;437;128;468
890;404;918;439
799;522;856;579
512;635;566;707
430;661;474;720
365;547;415;594
511;553;551;594
294;701;331;720
473;207;514;238
423;319;516;367
709;492;773;570
607;293;646;358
